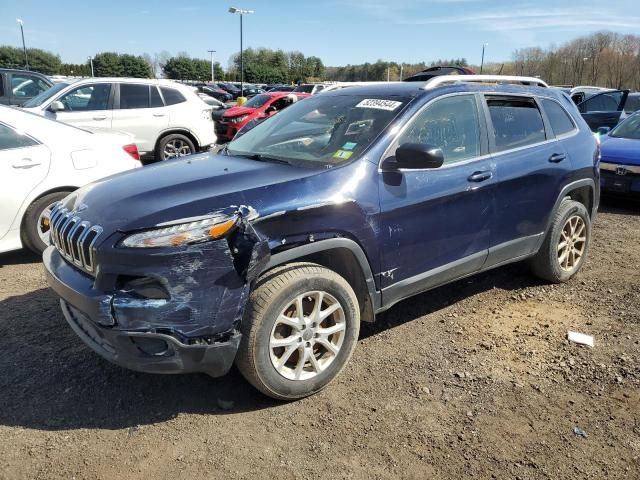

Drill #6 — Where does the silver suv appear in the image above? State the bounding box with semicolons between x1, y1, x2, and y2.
22;78;216;161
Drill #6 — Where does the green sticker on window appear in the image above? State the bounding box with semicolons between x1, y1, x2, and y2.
333;150;353;160
341;142;357;150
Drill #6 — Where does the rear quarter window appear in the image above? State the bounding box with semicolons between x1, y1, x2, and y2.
160;87;186;106
540;98;576;136
486;96;546;152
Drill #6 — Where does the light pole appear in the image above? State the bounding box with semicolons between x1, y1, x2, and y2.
228;6;254;97
87;56;94;77
208;50;217;84
16;19;28;70
480;43;488;74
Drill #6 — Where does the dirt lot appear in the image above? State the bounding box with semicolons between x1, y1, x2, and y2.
0;198;639;480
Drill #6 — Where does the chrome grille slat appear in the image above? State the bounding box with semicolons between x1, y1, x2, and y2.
49;204;102;276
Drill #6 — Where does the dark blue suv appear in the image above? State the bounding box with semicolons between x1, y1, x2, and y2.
44;77;599;400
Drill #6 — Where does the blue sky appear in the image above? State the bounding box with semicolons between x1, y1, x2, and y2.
1;0;638;68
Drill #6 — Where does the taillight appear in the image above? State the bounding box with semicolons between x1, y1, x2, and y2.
123;143;140;161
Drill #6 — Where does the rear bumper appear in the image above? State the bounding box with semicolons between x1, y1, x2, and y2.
43;245;245;377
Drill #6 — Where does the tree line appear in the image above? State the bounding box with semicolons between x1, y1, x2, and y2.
325;58;469;82
487;32;640;90
1;31;639;88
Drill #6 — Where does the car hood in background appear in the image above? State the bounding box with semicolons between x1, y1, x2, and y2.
600;135;640;165
223;106;256;118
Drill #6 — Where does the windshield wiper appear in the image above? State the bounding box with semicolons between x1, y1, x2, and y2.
232;153;291;165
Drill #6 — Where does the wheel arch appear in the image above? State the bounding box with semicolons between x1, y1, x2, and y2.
261;238;381;322
537;178;595;251
19;186;77;233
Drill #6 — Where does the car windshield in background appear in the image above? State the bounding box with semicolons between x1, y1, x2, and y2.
293;85;314;93
243;94;271;109
610;114;640;140
227;94;411;167
22;82;69;108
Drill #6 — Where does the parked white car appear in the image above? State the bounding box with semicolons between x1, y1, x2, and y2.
22;78;216;161
0;105;141;254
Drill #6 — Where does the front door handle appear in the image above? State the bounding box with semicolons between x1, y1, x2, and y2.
153;113;166;117
549;153;567;163
467;170;493;182
12;158;41;169
92;115;107;121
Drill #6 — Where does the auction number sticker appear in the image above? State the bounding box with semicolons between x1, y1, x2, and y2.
355;99;402;111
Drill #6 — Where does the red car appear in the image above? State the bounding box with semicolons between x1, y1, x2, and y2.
216;92;310;141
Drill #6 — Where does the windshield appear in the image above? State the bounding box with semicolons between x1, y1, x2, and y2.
293;85;314;93
22;82;69;108
243;94;271;109
610;114;640;140
227;94;411;167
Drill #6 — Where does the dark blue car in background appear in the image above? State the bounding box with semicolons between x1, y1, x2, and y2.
43;76;599;400
599;112;640;195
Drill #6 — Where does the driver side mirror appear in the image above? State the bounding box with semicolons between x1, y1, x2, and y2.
48;100;65;112
389;143;444;170
597;126;611;136
264;105;277;115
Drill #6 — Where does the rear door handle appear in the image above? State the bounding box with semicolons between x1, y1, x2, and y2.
153;113;166;117
549;153;567;163
92;115;107;121
467;171;493;182
12;158;41;169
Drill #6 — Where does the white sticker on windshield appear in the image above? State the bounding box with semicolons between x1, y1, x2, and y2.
355;99;402;111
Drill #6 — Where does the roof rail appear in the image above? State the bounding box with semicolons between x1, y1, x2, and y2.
422;75;549;89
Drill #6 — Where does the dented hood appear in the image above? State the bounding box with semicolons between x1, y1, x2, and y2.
64;152;321;235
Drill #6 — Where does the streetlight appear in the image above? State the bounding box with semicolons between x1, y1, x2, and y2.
208;50;217;84
228;6;254;97
87;56;94;77
16;19;28;70
480;43;488;74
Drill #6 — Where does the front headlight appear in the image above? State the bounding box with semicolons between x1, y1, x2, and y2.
119;215;237;248
230;114;249;124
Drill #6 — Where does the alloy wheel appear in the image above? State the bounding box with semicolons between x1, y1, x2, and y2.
269;291;346;381
37;202;57;245
557;215;586;272
163;139;192;159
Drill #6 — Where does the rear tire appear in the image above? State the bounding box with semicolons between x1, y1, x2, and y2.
530;199;591;283
22;191;72;254
236;263;360;400
155;134;195;161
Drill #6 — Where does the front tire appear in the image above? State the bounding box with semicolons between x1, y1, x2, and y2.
22;191;72;254
156;134;195;161
531;199;591;283
236;263;360;400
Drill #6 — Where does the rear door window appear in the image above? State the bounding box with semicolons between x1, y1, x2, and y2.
624;95;640;114
0;123;39;150
150;86;164;107
160;87;186;106
119;84;150;109
486;96;546;152
540;98;576;137
578;91;624;113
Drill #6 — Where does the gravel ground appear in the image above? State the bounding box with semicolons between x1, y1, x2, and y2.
0;197;639;480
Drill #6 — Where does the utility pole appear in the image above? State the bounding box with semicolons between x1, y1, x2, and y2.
480;43;488;74
400;64;403;81
16;19;28;70
88;56;94;77
387;66;390;82
229;7;254;98
208;50;216;84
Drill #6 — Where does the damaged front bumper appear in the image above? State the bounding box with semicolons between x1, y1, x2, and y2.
43;221;267;376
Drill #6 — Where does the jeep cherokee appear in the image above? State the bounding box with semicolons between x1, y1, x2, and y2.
44;76;599;400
